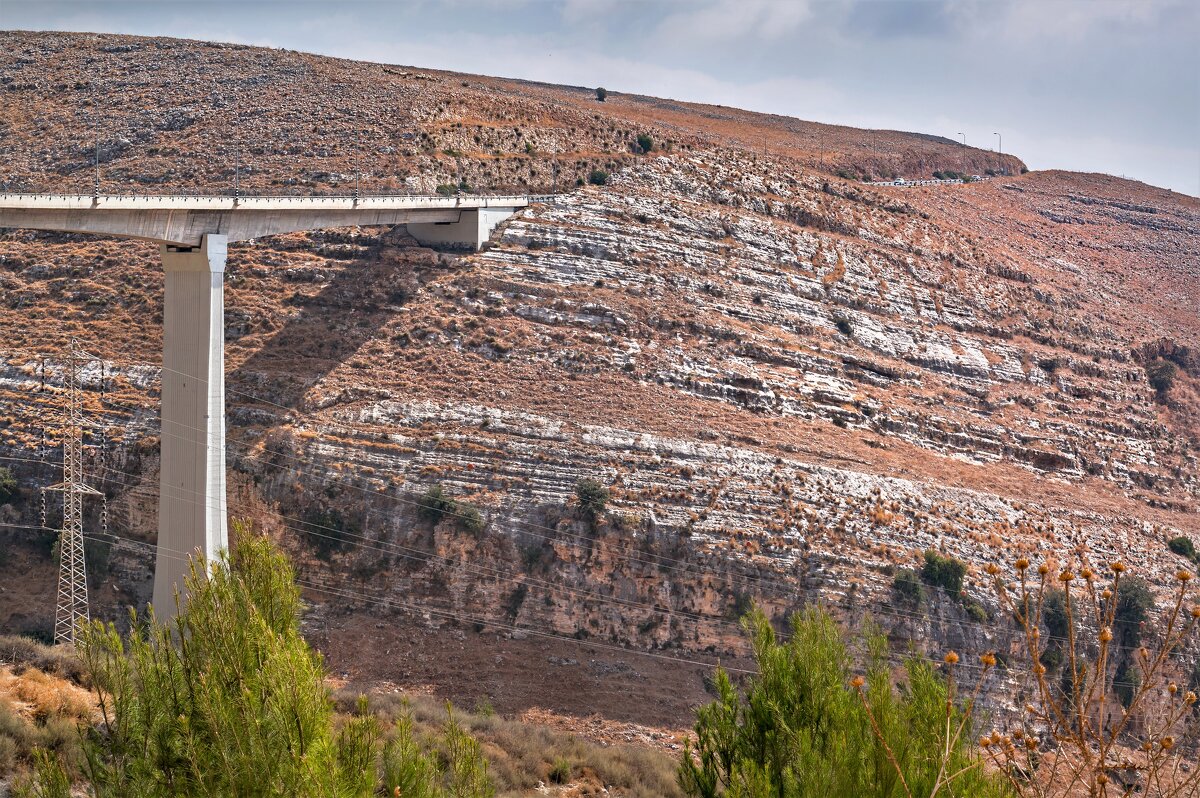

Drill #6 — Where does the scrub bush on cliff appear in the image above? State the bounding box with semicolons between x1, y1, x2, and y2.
17;529;493;797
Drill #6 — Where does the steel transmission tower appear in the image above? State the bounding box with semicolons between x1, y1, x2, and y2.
45;339;103;645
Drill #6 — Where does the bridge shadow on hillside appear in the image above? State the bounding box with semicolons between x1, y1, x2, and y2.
227;231;439;420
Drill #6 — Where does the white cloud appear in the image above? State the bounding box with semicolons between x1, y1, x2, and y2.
655;0;815;42
955;0;1191;42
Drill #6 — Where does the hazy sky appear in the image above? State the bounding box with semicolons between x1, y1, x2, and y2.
5;0;1198;195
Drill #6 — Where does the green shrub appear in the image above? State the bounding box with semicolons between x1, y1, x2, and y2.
419;484;457;525
0;466;16;502
574;479;609;519
418;485;486;536
1113;576;1153;649
587;169;609;186
920;549;967;596
727;591;754;620
1114;658;1139;709
834;318;853;336
381;703;493;798
549;758;572;784
302;507;358;560
595;87;607;102
504;583;528;620
636;133;654;154
456;503;486;536
436;183;458;197
1145;358;1177;401
891;568;922;606
1167;535;1197;561
19;531;494;797
964;598;988;624
1042;589;1069;640
679;607;1006;798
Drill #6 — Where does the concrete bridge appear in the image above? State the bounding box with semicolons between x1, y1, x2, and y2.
0;192;544;615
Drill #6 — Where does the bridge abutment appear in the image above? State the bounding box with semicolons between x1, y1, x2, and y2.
406;207;516;250
152;234;228;616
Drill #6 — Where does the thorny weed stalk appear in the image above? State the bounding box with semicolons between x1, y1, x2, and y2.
980;558;1199;798
860;559;1200;798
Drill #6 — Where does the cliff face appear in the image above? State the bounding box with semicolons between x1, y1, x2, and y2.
1;32;1198;721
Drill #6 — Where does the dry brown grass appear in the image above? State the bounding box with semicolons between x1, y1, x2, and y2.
334;688;683;798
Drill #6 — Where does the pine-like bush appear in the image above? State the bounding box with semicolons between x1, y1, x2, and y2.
17;530;494;797
678;607;1006;797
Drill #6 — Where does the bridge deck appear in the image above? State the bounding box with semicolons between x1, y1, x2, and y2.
0;193;552;247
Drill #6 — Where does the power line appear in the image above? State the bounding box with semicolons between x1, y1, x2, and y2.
4;351;1196;653
4;439;1186;661
6;355;1197;649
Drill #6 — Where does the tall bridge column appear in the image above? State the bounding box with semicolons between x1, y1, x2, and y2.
152;234;228;616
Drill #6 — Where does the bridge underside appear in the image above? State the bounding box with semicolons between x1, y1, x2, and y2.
0;194;533;616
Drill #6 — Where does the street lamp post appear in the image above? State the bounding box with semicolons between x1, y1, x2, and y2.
994;132;1003;175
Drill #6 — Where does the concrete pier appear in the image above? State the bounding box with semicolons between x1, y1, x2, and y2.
153;235;228;614
0;192;545;616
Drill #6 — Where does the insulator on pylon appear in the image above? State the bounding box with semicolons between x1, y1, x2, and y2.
40;490;47;529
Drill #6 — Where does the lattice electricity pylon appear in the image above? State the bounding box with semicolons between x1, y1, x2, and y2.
44;338;103;646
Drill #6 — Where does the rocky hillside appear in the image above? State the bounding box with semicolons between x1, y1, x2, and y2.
1;31;1198;724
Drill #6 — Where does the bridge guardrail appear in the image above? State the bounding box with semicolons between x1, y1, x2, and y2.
0;192;560;209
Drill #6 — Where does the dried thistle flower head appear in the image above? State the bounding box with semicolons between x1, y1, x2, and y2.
985;563;999;575
1033;663;1046;675
850;675;865;689
1161;737;1175;750
1099;628;1113;642
1192;605;1200;619
1185;691;1197;705
1015;557;1030;571
980;652;997;668
1102;589;1113;599
1176;570;1193;582
944;651;959;665
1059;570;1075;582
1110;561;1126;573
1037;563;1050;576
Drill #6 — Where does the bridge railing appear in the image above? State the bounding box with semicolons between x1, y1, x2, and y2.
0;192;561;209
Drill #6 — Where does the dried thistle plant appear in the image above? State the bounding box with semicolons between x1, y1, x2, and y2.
861;558;1199;798
978;558;1200;798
